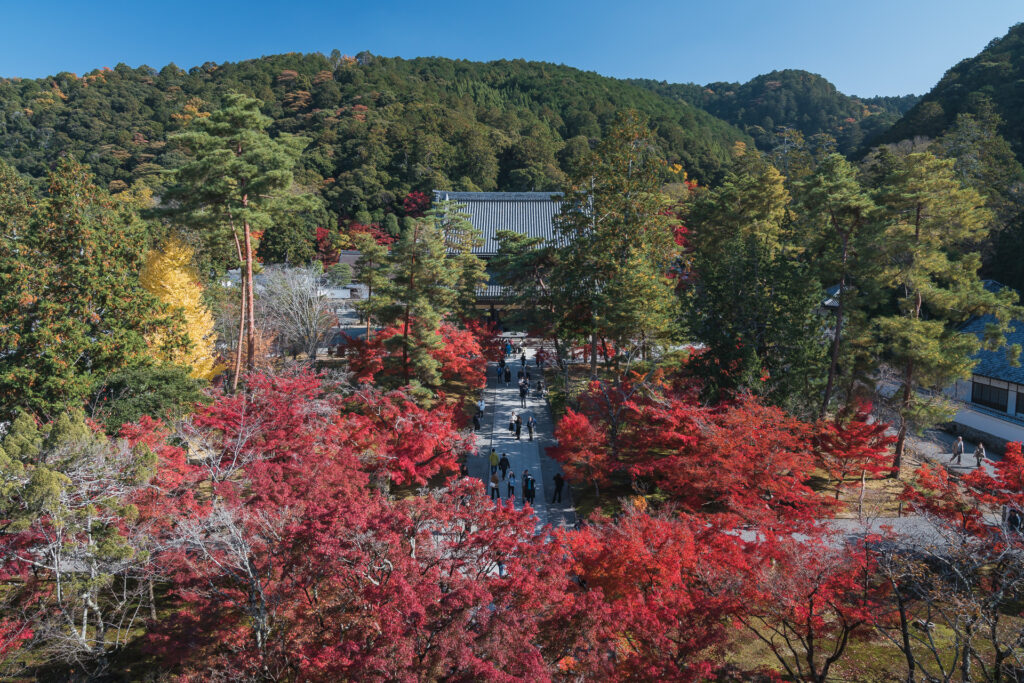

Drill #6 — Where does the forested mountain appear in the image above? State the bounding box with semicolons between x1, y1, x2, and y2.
874;23;1024;161
0;52;749;222
630;70;918;155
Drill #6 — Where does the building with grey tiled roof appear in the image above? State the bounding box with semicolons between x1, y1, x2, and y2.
432;191;562;257
955;313;1024;416
945;282;1024;447
433;191;563;304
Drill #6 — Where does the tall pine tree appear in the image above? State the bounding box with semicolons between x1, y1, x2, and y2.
873;152;1022;471
160;93;309;389
793;153;883;417
554;110;679;374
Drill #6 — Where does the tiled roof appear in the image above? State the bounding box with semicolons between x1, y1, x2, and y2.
476;283;506;299
433;191;562;256
961;283;1024;385
963;314;1024;384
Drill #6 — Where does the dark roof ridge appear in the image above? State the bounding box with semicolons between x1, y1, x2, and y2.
432;190;563;201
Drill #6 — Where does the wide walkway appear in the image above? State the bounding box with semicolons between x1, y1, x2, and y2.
469;344;576;531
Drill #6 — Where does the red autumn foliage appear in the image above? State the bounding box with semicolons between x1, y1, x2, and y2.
2;312;959;682
0;621;32;661
346;321;489;402
740;538;878;683
402;190;431;217
315;225;338;266
814;402;895;499
341;386;471;485
149;438;583;681
549;375;832;530
548;408;611;495
562;510;751;681
900;464;989;534
902;441;1024;535
347;221;395;246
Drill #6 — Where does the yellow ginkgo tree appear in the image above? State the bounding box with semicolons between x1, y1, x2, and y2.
140;235;222;380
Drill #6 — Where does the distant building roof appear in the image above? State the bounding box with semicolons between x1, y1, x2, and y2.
822;284;841;309
962;282;1024;384
476;283;506;299
433;191;562;256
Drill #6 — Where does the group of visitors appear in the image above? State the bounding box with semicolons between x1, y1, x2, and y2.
488;461;539;504
477;337;568;509
951;436;988;468
507;411;535;441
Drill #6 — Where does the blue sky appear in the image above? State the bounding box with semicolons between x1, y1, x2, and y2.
0;1;1020;96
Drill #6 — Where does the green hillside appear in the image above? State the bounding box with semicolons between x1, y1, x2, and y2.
875;22;1024;159
630;70;917;155
0;52;750;221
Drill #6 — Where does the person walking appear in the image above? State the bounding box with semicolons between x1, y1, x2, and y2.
507;471;517;501
503;366;511;387
552;472;565;504
490;473;501;501
524;473;536;505
504;341;512;357
517;368;525;381
527;415;535;441
975;442;987;468
952;436;965;465
472;412;481;432
519;383;528;408
520;351;527;366
498;453;510;480
477;397;486;417
509;411;516;435
489;449;499;475
515;414;523;440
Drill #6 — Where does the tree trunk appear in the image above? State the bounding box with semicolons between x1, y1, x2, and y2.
365;284;373;341
893;361;914;475
858;469;867;521
962;620;974;683
590;331;598;379
232;283;246;392
149;578;158;621
242;201;257;372
821;251;847;418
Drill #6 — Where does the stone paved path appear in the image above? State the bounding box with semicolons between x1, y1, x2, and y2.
468;343;576;531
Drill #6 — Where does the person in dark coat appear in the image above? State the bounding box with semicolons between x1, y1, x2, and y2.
498;453;510;480
515;415;523;440
472;413;481;431
527;415;535;441
553;473;565;503
490;473;501;501
503;365;511;386
975;442;987;468
523;473;536;505
519;383;528;408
